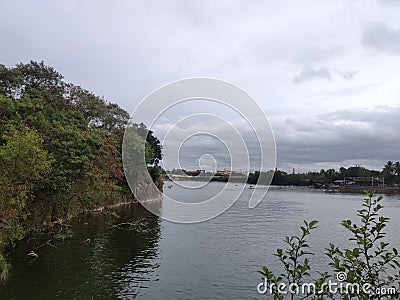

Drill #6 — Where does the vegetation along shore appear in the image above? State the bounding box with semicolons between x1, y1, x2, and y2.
0;61;163;280
167;162;400;194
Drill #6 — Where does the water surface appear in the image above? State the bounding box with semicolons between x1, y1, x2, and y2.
1;183;399;299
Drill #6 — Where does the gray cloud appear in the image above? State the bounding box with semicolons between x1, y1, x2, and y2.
274;105;400;171
156;115;266;172
293;66;332;84
335;70;357;80
362;23;400;54
2;0;400;172
156;105;400;173
293;67;358;84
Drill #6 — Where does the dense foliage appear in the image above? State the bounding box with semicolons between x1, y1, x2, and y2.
248;163;400;186
0;61;162;280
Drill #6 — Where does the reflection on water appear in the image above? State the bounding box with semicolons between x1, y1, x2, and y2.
1;183;399;299
0;205;161;299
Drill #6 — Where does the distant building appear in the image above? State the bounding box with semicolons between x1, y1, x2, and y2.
333;179;352;186
215;169;231;176
334;177;384;187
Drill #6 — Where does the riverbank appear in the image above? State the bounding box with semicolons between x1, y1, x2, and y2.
0;186;163;282
336;185;400;194
166;177;400;195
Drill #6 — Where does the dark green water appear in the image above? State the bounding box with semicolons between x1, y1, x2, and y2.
1;205;160;299
1;183;399;299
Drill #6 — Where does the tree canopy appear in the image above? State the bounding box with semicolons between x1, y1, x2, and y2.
0;61;162;279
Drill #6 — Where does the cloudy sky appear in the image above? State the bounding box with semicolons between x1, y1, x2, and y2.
1;0;400;172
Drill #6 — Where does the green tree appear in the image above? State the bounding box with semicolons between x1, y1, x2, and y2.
393;162;400;184
382;161;396;185
0;61;164;281
383;161;394;176
394;162;400;176
0;126;52;213
326;168;337;182
0;125;53;275
0;126;53;281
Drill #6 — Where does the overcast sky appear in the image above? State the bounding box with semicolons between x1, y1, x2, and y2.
1;0;400;172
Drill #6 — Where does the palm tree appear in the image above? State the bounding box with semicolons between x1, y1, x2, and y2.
383;161;394;175
394;161;400;176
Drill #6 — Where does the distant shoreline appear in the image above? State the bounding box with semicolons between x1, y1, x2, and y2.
164;178;400;195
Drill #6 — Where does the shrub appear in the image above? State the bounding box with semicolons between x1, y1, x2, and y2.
259;191;400;299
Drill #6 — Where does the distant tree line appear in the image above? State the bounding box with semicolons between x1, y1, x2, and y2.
0;61;162;280
248;162;400;186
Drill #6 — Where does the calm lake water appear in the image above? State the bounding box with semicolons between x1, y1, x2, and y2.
1;182;400;299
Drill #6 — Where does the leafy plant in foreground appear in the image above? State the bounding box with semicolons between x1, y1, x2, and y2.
326;191;400;299
258;220;319;299
259;191;400;299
